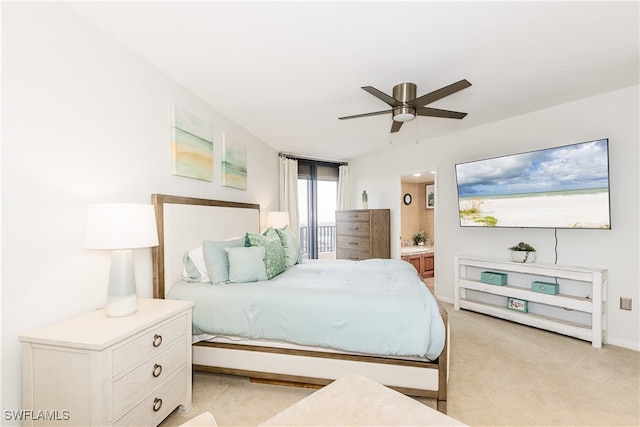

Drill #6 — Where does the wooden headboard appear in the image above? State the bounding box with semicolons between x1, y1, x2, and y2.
151;194;260;298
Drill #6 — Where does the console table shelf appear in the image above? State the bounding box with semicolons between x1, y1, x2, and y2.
454;256;607;348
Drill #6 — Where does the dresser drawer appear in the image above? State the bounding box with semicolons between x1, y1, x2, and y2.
337;235;371;252
336;211;370;223
336;221;370;237
112;314;188;377
336;248;370;261
113;367;188;427
112;337;188;418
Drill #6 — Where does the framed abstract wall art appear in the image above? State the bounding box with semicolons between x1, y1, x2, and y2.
221;133;247;190
170;105;214;181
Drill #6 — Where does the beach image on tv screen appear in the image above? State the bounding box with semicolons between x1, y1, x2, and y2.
455;139;611;229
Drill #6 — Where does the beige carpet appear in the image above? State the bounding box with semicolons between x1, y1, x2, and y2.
161;303;639;426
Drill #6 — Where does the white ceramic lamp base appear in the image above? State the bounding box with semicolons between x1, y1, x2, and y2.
106;250;138;317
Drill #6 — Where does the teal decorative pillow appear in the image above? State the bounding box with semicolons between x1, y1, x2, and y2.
202;238;245;284
225;247;268;283
275;226;299;269
245;230;286;279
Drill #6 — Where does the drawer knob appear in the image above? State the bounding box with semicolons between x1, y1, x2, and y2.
152;363;163;378
348;256;359;260
348;227;359;230
153;398;163;412
348;241;358;245
152;334;163;347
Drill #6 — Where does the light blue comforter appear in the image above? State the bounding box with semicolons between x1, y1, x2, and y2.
167;259;445;360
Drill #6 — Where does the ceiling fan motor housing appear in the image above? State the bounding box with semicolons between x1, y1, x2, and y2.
392;83;416;122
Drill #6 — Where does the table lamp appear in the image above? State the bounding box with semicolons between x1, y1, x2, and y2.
266;211;290;229
84;203;159;317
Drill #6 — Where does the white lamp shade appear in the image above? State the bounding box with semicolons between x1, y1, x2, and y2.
84;203;159;250
266;211;290;229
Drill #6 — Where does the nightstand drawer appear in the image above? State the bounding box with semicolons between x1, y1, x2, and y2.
113;367;188;427
336;221;370;237
112;337;188;418
112;314;188;377
337;235;371;252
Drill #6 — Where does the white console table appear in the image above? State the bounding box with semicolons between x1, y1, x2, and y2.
454;256;607;348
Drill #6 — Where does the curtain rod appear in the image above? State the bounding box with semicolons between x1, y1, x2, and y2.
279;152;348;166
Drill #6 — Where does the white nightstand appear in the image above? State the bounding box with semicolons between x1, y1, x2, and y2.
20;298;194;426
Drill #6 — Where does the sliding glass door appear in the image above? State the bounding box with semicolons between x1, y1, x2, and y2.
297;161;338;260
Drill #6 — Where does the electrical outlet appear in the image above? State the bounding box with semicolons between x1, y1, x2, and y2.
620;297;632;311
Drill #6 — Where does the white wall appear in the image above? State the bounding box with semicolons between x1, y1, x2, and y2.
351;86;639;351
1;2;279;416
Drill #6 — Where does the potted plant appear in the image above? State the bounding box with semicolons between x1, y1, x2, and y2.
509;241;536;263
415;230;426;246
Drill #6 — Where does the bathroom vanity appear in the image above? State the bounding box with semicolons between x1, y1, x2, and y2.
401;246;434;278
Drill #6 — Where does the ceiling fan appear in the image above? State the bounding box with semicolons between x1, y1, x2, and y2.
339;79;471;133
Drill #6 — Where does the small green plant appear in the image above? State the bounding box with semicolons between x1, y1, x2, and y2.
415;230;426;245
509;242;536;252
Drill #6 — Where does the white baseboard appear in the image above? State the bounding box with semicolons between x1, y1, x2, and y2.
605;337;640;352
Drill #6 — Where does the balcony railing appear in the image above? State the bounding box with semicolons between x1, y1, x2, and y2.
299;225;336;255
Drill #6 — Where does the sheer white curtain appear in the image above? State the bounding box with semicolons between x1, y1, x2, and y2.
337;164;352;210
279;156;299;236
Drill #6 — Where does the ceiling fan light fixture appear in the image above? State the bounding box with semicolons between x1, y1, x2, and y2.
392;106;415;122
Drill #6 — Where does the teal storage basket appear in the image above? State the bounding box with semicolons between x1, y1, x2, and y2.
531;281;559;295
481;271;508;286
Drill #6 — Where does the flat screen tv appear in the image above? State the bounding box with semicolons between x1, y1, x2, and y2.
455;138;611;229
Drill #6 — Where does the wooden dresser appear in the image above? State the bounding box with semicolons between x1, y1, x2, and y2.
336;209;390;260
20;298;193;426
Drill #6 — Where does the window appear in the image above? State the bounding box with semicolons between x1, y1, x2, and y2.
297;161;338;259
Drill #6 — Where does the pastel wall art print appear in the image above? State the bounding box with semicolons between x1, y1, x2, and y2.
221;133;247;190
171;105;214;181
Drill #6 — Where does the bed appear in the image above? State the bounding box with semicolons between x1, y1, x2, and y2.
151;194;450;413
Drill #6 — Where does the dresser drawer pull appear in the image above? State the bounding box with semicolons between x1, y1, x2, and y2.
348;256;359;260
348;241;359;245
348;227;359;230
153;398;163;412
152;363;163;378
152;334;163;347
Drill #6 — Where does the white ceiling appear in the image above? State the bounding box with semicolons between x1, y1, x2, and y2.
67;1;639;161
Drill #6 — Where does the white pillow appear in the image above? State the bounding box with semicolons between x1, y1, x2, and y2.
182;246;210;282
225;246;268;283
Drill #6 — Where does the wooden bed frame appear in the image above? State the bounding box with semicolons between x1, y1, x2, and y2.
151;194;450;413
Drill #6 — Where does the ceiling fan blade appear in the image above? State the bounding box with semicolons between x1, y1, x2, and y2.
361;86;402;107
390;120;404;133
339;109;392;120
409;79;471;108
416;107;468;119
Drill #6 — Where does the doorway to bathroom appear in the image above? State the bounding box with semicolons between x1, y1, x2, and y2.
400;171;436;292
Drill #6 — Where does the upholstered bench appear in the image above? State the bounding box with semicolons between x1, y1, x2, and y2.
260;373;466;426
